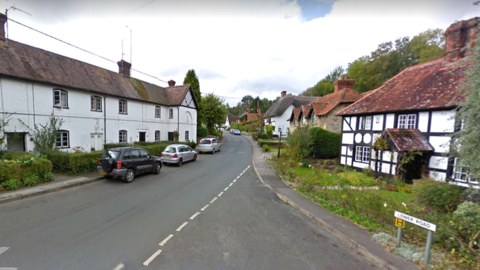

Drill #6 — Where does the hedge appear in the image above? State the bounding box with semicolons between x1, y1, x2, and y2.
46;151;103;175
0;157;53;184
258;139;285;148
310;127;341;159
197;126;208;137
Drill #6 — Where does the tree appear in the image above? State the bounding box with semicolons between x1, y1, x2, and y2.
201;93;227;134
183;69;202;125
19;113;64;154
453;33;480;176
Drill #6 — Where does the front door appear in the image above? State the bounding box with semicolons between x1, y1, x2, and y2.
139;132;146;142
7;133;25;151
168;132;174;141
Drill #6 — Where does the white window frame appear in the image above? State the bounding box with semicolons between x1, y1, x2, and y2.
453;158;478;183
313;114;317;125
55;130;69;148
53;89;68;108
119;130;127;143
185;131;189;141
398;114;416;129
155;106;161;118
359;116;372;130
155;130;160;142
355;146;370;163
169;108;174;119
119;100;128;114
91;96;102;112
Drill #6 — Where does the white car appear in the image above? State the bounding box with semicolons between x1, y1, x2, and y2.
161;144;197;167
198;138;221;153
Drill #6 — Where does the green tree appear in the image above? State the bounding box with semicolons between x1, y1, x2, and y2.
183;69;202;125
453;33;480;176
201;93;227;134
19;113;64;154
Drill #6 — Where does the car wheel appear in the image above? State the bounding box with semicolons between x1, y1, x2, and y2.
124;169;135;183
218;147;221;152
193;154;197;162
153;162;161;174
177;158;183;167
212;148;215;154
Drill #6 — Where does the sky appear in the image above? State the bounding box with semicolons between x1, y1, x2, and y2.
0;0;478;106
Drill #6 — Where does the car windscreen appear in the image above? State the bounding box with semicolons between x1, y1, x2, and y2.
164;147;177;153
101;150;120;159
200;140;211;144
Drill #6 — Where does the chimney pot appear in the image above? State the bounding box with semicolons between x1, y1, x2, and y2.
334;75;356;93
168;80;176;87
444;17;480;62
0;13;7;41
117;60;132;77
281;91;287;98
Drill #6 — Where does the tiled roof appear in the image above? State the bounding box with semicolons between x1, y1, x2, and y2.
301;105;311;119
382;129;434;152
228;115;238;124
247;113;262;121
293;108;300;120
312;88;362;116
0;39;191;106
337;59;470;116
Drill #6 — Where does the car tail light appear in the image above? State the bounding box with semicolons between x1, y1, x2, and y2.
117;161;122;169
97;159;100;165
173;153;178;158
161;153;164;157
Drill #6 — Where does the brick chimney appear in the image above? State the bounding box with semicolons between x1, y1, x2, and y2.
117;60;132;77
0;13;7;41
334;75;356;93
444;17;480;63
168;80;176;87
281;91;287;98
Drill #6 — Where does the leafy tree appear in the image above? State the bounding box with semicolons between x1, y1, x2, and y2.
201;93;227;134
346;56;370;93
301;66;344;97
325;66;345;83
183;69;202;125
19;113;64;154
453;33;480;176
284;125;312;162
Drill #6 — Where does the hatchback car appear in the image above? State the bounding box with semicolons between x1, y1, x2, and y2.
198;138;221;154
97;147;162;183
234;129;241;135
161;144;197;166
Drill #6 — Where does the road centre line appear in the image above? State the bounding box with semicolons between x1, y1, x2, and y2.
0;247;9;255
190;212;200;220
201;204;209;211
229;183;233;187
112;263;125;270
159;234;174;246
176;222;188;232
233;179;237;183
218;191;224;197
143;249;162;266
224;187;229;191
210;197;217;203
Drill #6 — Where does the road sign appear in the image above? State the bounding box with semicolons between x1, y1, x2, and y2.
395;218;405;228
394;211;436;232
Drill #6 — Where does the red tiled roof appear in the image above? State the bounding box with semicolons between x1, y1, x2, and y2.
246;113;263;121
312;88;362;116
293;108;300;120
337;59;470;116
382;129;434;152
301;105;311;118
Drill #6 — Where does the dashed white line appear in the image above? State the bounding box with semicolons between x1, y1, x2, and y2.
229;183;233;187
210;197;217;203
233;179;237;183
218;191;224;197
176;222;188;232
201;204;209;211
143;249;162;266
112;263;125;270
159;234;174;246
190;212;200;220
0;247;9;255
0;268;18;270
224;187;229;191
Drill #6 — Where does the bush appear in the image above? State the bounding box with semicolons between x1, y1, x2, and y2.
2;178;20;190
46;151;102;175
23;174;40;187
462;188;480;203
263;144;270;152
2;151;36;160
413;179;463;213
258;133;268;139
310;127;341;159
197;126;208;137
453;202;480;250
0;157;52;184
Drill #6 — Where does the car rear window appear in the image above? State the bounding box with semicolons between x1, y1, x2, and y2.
165;147;177;153
101;150;120;159
200;139;211;144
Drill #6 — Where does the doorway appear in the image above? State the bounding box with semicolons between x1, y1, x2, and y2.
7;133;25;151
139;132;146;142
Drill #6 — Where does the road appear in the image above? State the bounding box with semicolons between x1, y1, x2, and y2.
0;133;376;270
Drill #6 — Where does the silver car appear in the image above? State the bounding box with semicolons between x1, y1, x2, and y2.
161;144;197;167
198;138;221;154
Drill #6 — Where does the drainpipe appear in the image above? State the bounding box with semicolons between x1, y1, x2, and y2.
177;107;180;139
104;96;107;146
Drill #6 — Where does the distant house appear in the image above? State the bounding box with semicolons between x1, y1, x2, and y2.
336;17;478;187
0;13;197;153
225;115;238;129
263;91;317;136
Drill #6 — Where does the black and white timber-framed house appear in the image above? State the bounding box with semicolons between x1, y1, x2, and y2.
336;17;479;187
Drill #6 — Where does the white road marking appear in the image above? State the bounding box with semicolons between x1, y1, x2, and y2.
112;263;125;270
159;234;174;246
233;179;237;183
218;191;224;197
176;222;188;232
229;183;233;187
210;197;217;203
201;204;209;211
224;187;229;191
190;212;200;220
0;247;9;255
143;249;162;266
0;268;18;270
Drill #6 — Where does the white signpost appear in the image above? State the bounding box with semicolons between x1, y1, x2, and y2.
394;211;436;266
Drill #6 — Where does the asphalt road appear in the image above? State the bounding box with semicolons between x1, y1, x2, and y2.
0;133;376;270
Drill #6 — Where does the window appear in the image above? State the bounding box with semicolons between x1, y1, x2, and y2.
53;89;68;108
139;149;150;158
169;108;174;119
355;146;370;163
155;106;161;118
358;116;372;130
55;130;69;148
313;115;317;124
398;114;416;129
155;130;160;142
185;131;189;141
119;130;127;143
91;96;102;111
453;158;478;183
119;100;128;114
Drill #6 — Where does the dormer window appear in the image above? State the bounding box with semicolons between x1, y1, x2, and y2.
53;89;68;108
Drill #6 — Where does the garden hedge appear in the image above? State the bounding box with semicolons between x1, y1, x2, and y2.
0;156;53;184
310;127;341;159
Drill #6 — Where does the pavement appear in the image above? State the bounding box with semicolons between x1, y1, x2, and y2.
0;135;419;270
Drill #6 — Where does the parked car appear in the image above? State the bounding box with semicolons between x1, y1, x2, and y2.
97;147;162;183
234;129;241;135
198;138;221;154
161;144;197;166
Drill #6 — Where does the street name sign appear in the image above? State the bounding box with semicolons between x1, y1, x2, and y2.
394;211;436;232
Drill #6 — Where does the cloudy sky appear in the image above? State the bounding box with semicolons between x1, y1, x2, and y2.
1;0;478;105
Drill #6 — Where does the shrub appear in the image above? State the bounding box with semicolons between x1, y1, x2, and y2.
252;133;258;141
284;126;311;162
197;126;208;137
263;144;270;152
453;202;480;250
2;178;21;190
186;141;198;150
266;126;274;139
46;151;102;175
462;188;480;203
23;174;40;187
310;127;341;159
0;157;52;184
3;151;36;160
258;133;268;139
42;171;54;182
413;179;463;213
